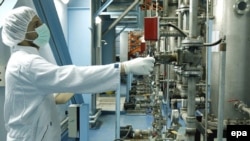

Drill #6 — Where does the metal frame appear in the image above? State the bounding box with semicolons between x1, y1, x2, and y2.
32;0;84;120
32;0;84;104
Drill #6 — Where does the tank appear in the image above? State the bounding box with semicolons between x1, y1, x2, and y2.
211;0;250;119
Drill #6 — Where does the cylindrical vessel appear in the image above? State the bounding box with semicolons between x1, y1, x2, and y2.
211;0;250;119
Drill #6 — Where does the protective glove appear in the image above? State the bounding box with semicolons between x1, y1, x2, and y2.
122;56;155;75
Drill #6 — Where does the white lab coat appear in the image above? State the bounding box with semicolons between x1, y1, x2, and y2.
4;45;120;141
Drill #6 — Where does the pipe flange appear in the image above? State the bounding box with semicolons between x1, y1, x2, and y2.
176;6;189;13
175;69;202;77
182;38;203;48
182;71;202;77
233;0;250;15
186;128;196;134
186;116;196;123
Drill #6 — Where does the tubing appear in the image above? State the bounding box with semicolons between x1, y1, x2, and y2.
160;23;188;37
217;43;226;141
203;38;222;47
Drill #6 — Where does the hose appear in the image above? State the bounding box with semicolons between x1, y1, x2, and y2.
160;23;188;37
203;38;223;47
113;126;132;141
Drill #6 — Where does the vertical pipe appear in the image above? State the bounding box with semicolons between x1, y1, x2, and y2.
187;77;196;117
166;65;170;105
155;42;160;97
186;77;196;141
96;20;102;65
205;0;212;140
115;83;121;139
177;11;183;47
209;0;213;17
163;0;169;17
96;22;102;48
189;0;198;37
217;43;226;140
155;0;158;17
126;73;132;102
184;0;189;5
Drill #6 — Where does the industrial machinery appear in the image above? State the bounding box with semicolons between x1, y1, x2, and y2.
1;0;249;141
120;0;250;141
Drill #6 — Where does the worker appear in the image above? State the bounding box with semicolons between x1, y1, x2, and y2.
1;6;155;141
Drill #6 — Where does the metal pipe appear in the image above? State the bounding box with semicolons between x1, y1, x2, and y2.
60;117;69;133
209;0;213;17
96;22;102;48
115;83;121;139
186;77;196;141
96;19;102;65
95;0;113;17
103;0;140;36
204;0;212;140
217;43;226;141
234;101;250;118
156;0;159;17
184;0;189;5
189;0;198;38
160;17;178;20
241;106;250;118
177;11;182;47
89;109;101;123
163;0;169;17
126;73;132;102
166;65;170;106
89;108;101;118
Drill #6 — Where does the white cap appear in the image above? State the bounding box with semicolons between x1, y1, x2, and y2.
1;6;37;47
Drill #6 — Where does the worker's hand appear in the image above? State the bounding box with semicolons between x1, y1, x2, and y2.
122;56;155;75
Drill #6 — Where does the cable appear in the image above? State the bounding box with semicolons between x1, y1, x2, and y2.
203;38;223;47
113;126;132;141
161;23;188;37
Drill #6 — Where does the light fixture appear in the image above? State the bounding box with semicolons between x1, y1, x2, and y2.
61;0;70;4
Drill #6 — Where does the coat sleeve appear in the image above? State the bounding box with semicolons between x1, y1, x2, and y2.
28;56;120;94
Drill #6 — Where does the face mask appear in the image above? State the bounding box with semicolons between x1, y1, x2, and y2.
26;24;50;47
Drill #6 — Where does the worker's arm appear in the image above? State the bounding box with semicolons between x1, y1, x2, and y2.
54;93;74;104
